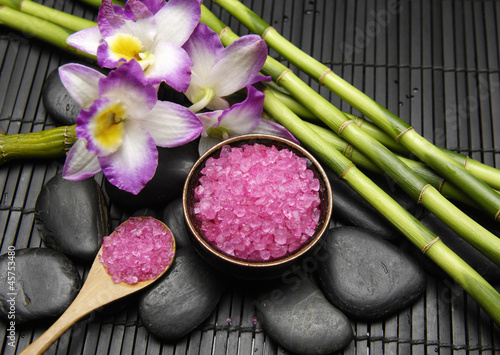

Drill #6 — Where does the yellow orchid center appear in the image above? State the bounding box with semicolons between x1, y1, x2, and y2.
108;33;153;69
92;103;126;152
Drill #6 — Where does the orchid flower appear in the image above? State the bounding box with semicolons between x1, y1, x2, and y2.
58;60;203;194
66;0;201;91
196;86;298;155
183;22;269;112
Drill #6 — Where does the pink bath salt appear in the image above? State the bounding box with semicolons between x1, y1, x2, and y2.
194;143;321;262
99;217;175;284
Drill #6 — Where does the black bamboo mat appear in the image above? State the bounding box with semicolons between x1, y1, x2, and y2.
1;0;500;354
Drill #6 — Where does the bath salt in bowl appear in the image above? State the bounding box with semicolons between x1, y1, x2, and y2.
183;135;333;280
99;217;176;284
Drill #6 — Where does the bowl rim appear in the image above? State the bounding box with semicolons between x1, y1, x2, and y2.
182;134;333;269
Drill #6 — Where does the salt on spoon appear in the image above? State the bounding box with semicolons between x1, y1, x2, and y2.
19;216;176;355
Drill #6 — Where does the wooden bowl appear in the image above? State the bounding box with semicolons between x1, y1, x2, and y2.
182;134;333;280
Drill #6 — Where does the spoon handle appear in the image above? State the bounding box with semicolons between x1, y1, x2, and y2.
18;291;94;355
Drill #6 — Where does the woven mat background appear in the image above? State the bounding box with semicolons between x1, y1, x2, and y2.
1;0;500;354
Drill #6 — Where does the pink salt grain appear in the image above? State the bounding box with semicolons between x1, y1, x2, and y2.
99;217;175;284
194;143;321;262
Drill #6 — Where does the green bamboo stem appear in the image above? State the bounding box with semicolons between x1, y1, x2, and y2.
211;0;500;222
199;5;500;268
305;120;480;208
0;0;96;32
0;6;96;60
76;0;124;8
262;88;500;326
277;89;500;190
0;125;77;164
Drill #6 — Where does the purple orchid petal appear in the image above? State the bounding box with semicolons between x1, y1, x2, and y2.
143;100;202;147
251;118;300;144
63;139;102;181
131;0;165;16
66;27;101;56
98;60;157;117
209;35;268;97
153;0;201;46
124;0;154;20
99;120;158;195
144;42;193;90
217;86;265;135
58;64;105;109
97;0;126;37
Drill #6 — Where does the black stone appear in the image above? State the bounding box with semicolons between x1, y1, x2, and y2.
42;68;82;125
35;173;109;262
138;248;227;341
326;169;414;240
160;198;192;249
105;142;199;210
256;277;353;355
0;248;81;325
399;211;500;282
316;226;426;320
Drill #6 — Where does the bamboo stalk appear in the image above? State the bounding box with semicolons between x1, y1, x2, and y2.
0;6;96;60
211;0;500;222
0;0;96;32
262;88;500;326
199;4;500;269
0;125;77;164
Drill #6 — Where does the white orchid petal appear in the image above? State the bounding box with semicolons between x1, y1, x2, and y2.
198;136;222;156
209;35;268;96
66;27;101;56
144;42;192;91
63;139;102;180
58;64;105;109
144;101;202;147
153;0;201;45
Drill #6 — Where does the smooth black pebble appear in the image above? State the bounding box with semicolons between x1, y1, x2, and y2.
316;226;426;320
0;248;81;324
35;173;109;261
138;248;227;341
160;198;192;249
105;142;199;210
256;277;353;355
326;169;414;240
42;68;82;125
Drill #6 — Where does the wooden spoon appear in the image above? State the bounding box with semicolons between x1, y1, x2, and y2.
19;218;176;355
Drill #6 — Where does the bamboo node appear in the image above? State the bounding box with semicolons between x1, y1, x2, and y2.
438;179;445;193
495;209;500;222
338;120;355;136
219;26;230;41
261;26;275;39
395;126;413;142
355;116;365;127
342;144;353;159
463;155;469;169
319;68;332;86
417;184;432;204
339;163;356;179
276;69;292;85
421;236;440;254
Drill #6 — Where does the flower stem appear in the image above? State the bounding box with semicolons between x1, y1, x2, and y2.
0;125;77;165
0;6;96;60
211;0;500;222
0;0;96;32
189;87;216;113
